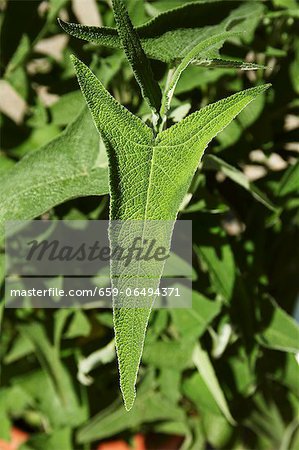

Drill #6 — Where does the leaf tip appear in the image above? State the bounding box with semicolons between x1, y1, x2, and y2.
259;82;272;93
69;53;77;63
57;17;66;29
70;53;82;70
247;82;271;98
118;366;137;411
263;82;272;90
123;388;136;411
58;18;76;38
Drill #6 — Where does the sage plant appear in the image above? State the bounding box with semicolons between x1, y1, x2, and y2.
59;0;270;410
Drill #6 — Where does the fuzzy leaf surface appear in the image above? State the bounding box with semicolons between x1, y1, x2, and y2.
160;30;241;116
0;108;109;242
72;54;270;410
193;58;265;70
112;0;161;115
59;2;264;64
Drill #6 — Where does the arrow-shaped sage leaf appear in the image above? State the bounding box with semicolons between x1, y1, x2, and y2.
71;53;270;410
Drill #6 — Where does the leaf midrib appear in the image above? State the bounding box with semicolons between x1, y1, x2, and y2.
140;95;249;225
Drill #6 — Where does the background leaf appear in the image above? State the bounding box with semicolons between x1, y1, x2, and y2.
257;298;299;353
112;0;162;116
192;343;236;425
0;108;109;242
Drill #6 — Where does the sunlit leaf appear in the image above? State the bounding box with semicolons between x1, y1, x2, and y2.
0;108;109;242
72;53;269;409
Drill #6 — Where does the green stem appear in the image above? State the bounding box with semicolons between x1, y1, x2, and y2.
159;67;175;132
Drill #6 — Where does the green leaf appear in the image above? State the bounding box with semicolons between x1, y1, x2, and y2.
154;419;192;444
0;155;15;175
159;368;181;404
71;54;270;409
160;30;241;117
203;154;277;211
23;428;72;450
171;290;221;339
95;311;114;328
0;397;11;440
193;58;265;70
149;310;168;337
175;64;232;96
188;417;206;450
0;108;109;242
127;0;148;25
50;52;123;126
64;310;91;339
278;162;299;197
50;90;84;126
183;372;222;417
47;0;69;23
77;389;185;443
1;385;32;421
280;419;299;450
53;309;73;351
237;88;266;129
257;298;299;353
0;250;4;280
70;56;153;221
277;353;299;394
202;411;234;448
244;391;287;448
58;19;120;49
192;343;236;425
9;124;60;158
273;0;298;8
59;22;229;63
112;0;162;117
3;34;30;100
225;346;255;396
4;334;34;364
58;2;264;64
290;38;299;95
196;231;235;302
19;323;86;427
4;34;30;77
141;0;262;35
18;323;69;404
143;339;194;370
